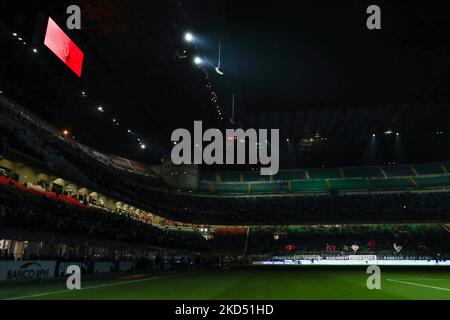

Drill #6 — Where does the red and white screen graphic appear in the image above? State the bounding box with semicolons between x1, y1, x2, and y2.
44;17;84;77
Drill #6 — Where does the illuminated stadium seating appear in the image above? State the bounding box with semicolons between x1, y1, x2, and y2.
329;178;369;191
342;166;384;178
198;182;213;193
219;172;242;182
0;175;89;208
199;165;450;195
273;170;307;181
413;163;444;175
370;177;414;190
443;162;450;173
414;175;450;188
216;182;249;194
308;168;342;179
291;180;327;192
251;182;287;194
382;165;414;177
2;94;450;227
244;171;271;182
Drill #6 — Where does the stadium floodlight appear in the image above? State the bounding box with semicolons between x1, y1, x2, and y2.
215;43;224;75
185;32;194;42
194;56;203;65
215;66;224;76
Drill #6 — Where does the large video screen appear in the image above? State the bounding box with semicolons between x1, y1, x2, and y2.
44;17;84;77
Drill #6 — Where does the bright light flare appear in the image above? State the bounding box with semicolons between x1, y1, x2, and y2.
194;56;203;65
184;32;194;42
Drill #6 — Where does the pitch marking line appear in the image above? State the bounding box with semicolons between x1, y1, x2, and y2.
5;272;182;300
391;279;448;281
387;279;450;292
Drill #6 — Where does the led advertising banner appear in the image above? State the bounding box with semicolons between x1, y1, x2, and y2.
0;261;56;281
44;17;84;77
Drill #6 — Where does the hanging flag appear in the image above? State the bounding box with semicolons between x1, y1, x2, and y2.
284;244;297;253
368;240;377;251
393;243;403;253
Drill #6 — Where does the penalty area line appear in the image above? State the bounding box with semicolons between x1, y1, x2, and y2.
386;279;450;292
5;272;182;300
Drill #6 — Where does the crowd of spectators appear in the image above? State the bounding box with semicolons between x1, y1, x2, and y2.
0;178;448;260
245;224;449;259
2;96;450;226
0;97;166;216
0;181;207;252
1;95;450;261
164;192;450;225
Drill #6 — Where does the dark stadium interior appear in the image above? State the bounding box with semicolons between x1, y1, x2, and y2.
1;0;450;167
0;0;449;301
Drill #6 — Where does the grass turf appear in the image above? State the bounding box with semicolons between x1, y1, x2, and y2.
0;267;449;300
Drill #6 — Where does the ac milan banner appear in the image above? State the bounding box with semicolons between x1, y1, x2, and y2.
44;17;84;77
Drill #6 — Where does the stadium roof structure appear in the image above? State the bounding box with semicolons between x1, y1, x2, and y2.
241;103;449;144
1;0;450;167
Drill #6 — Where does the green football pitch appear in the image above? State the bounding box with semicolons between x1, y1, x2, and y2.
1;267;449;300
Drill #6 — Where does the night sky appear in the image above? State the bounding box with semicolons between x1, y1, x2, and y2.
218;1;450;113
